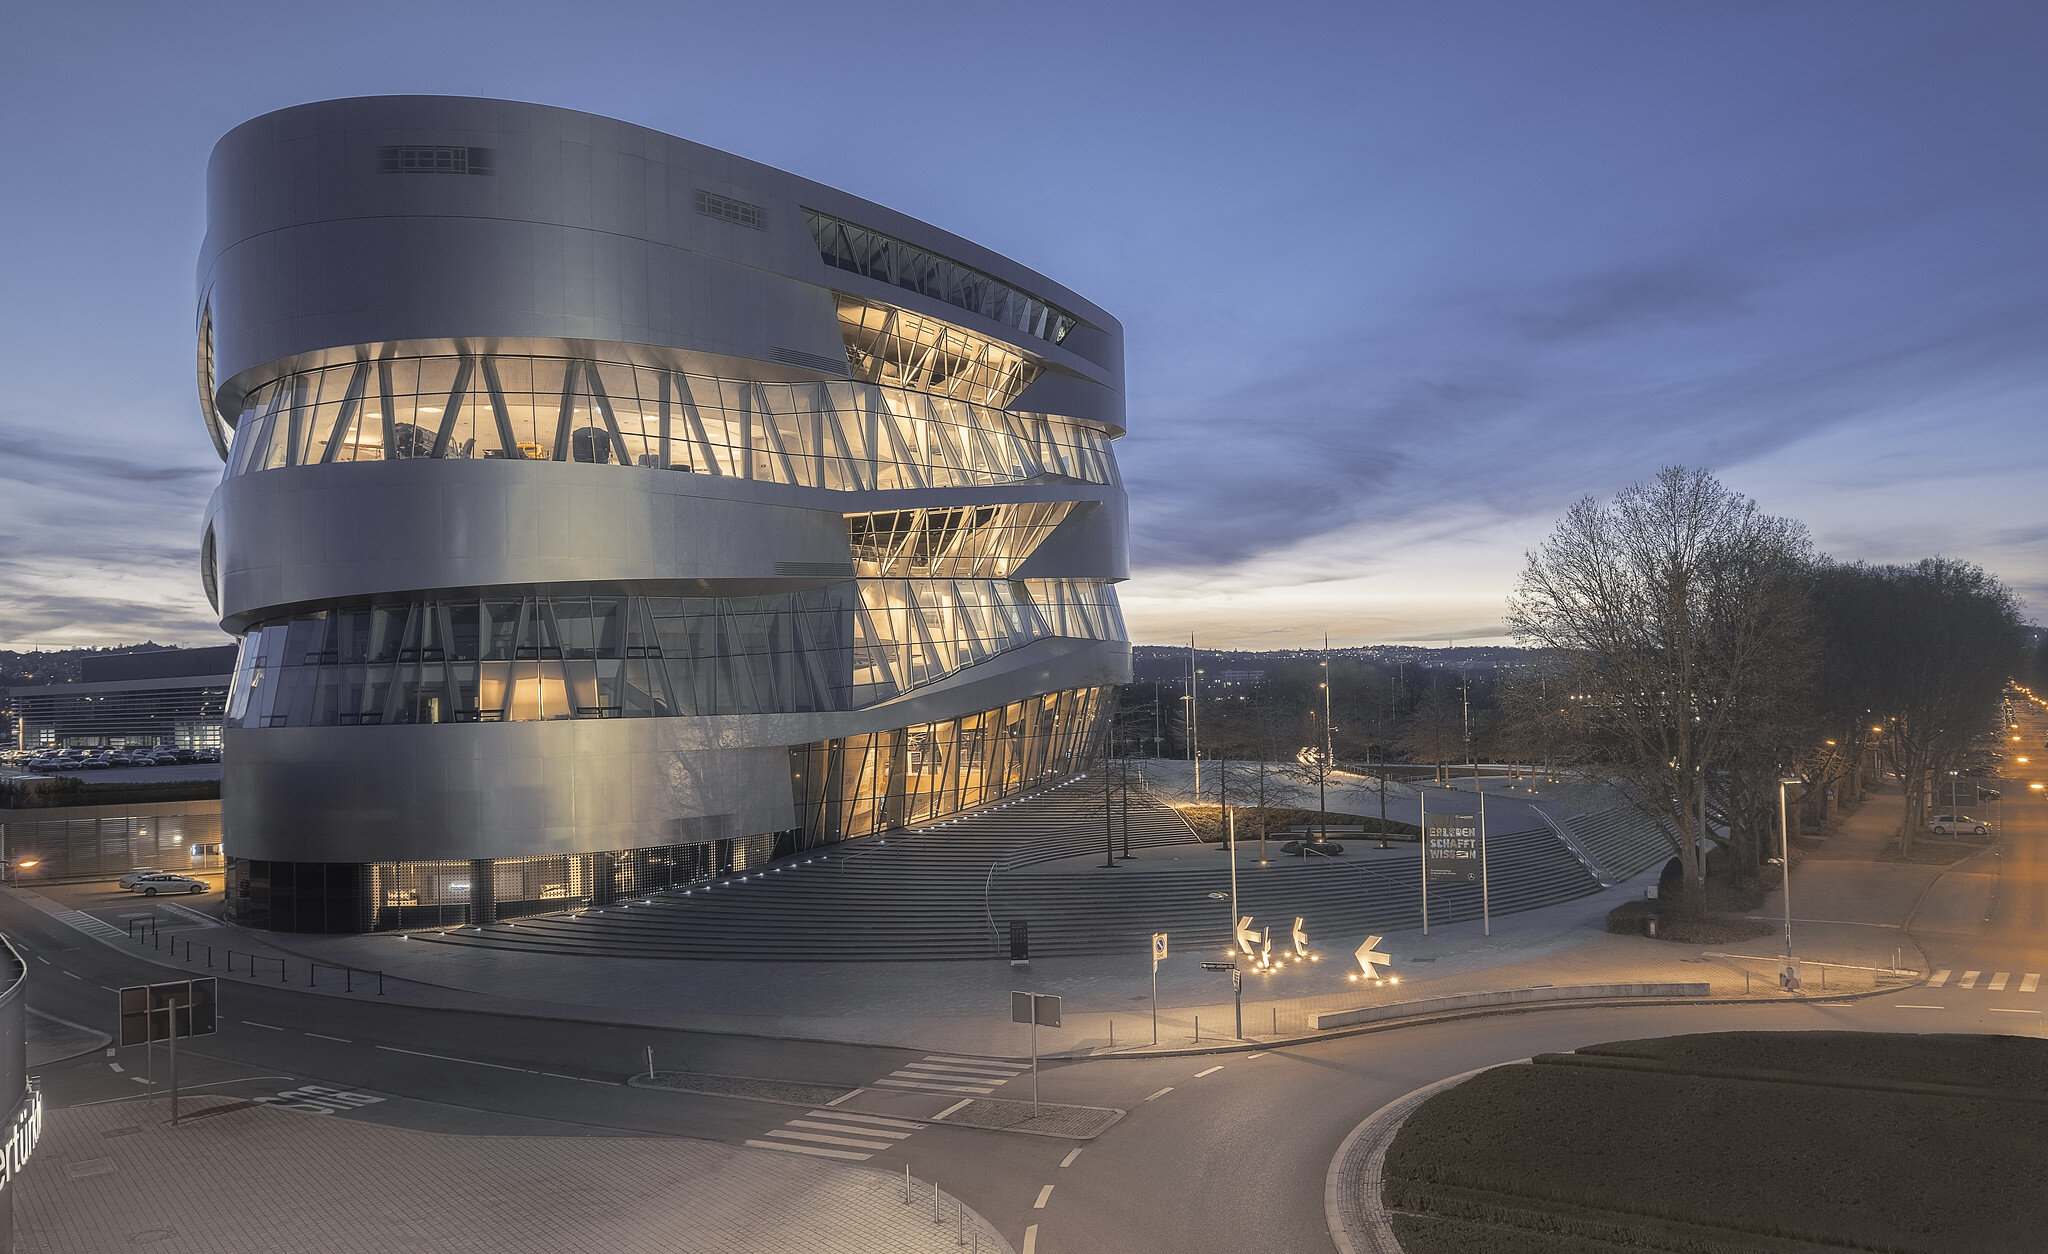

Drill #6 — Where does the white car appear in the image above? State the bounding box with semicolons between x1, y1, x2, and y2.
1927;814;1989;836
119;871;208;896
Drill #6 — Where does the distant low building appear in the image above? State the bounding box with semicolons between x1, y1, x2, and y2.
9;646;235;752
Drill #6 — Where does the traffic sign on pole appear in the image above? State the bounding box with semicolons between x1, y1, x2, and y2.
1151;932;1169;962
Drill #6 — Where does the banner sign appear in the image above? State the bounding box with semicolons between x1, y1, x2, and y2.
0;1086;40;1196
1424;814;1481;884
118;978;218;1048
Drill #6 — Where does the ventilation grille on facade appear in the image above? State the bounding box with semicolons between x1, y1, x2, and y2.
379;145;495;175
773;561;856;578
768;346;851;376
695;189;765;229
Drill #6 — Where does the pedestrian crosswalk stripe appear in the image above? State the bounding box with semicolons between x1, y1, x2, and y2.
787;1119;912;1140
2024;974;2041;993
804;1109;925;1130
746;1138;870;1161
922;1054;1025;1070
57;911;126;941
902;1062;1015;1080
1990;972;2010;991
1928;969;1951;987
876;1077;995;1094
1960;971;1981;988
766;1129;894;1150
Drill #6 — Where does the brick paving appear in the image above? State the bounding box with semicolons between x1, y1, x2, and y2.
20;1095;1014;1254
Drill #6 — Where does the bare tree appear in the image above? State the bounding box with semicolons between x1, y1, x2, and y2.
1506;466;1814;917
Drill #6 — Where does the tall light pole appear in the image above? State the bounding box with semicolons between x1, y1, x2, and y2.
1777;776;1804;990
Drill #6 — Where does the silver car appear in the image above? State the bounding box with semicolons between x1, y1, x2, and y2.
1927;814;1989;836
119;871;209;896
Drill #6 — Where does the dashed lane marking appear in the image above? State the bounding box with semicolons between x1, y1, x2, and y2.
108;1063;123;1073
1988;1008;2041;1014
242;1021;283;1031
1143;1087;1173;1101
1034;1184;1054;1209
1060;1148;1082;1168
1894;1004;1945;1009
1023;1224;1039;1254
1246;1052;1266;1060
32;956;48;966
1195;1066;1222;1078
744;1138;870;1161
305;1033;351;1043
62;971;80;980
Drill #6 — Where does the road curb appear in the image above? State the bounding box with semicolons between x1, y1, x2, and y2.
1326;1063;1509;1254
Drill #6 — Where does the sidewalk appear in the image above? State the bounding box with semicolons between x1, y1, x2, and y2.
11;784;1981;1061
20;1093;1014;1254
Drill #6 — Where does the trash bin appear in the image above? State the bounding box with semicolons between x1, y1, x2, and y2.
1643;916;1659;939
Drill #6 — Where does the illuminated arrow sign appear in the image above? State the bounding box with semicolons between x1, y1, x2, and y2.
1235;916;1259;955
1292;916;1308;956
1354;935;1391;979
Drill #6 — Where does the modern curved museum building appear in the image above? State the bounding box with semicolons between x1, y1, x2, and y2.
198;97;1129;932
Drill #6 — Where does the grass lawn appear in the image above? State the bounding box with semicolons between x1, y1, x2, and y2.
1383;1031;2048;1254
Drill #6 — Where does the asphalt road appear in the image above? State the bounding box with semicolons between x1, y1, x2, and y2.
11;710;2045;1254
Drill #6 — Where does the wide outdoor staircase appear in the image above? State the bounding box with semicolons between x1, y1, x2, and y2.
413;774;1604;962
1545;803;1673;883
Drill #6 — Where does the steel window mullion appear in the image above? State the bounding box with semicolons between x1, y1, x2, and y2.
429;358;474;459
317;361;371;464
481;357;520;458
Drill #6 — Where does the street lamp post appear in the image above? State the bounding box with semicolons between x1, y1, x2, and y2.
1777;776;1804;990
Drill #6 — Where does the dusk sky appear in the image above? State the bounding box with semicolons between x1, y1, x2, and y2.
3;2;2043;650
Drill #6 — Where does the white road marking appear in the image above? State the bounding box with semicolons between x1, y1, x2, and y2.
787;1119;912;1139
932;1099;974;1120
1034;1184;1054;1208
1928;969;1951;987
1987;1008;2041;1014
1195;1066;1222;1078
1894;1004;1945;1009
923;1054;1024;1069
243;1021;283;1031
32;956;49;966
1960;971;1981;988
1990;972;2010;991
130;1076;149;1084
62;971;80;980
823;1089;860;1106
1023;1224;1038;1254
875;1077;995;1094
375;1045;532;1073
108;1063;124;1073
1246;1052;1266;1060
305;1033;351;1043
1144;1086;1173;1101
1059;1148;1082;1168
803;1110;923;1130
745;1138;869;1161
766;1129;894;1150
903;1062;1018;1079
2024;974;2041;993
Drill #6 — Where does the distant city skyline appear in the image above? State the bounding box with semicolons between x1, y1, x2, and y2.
3;2;2044;650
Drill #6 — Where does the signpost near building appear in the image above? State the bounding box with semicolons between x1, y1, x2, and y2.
118;977;217;1125
1200;960;1242;1038
1010;991;1060;1115
1150;932;1168;1045
1424;805;1483;935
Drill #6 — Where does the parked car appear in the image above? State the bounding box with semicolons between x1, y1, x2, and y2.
1927;814;1990;836
79;757;112;770
118;871;208;896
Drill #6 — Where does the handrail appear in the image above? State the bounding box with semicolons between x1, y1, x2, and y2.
1531;805;1614;887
